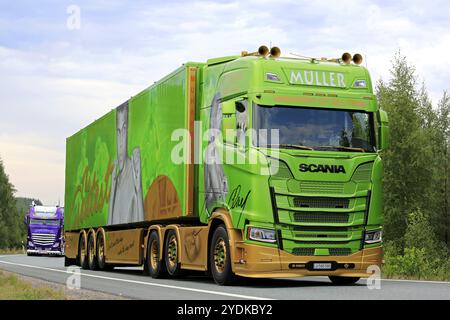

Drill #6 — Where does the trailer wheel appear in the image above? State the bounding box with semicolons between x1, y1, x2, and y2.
145;231;166;278
329;276;360;285
78;235;88;269
96;232;107;270
164;230;183;277
209;225;236;285
87;234;98;270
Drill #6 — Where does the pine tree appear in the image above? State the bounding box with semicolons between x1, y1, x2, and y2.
376;52;434;247
435;92;450;246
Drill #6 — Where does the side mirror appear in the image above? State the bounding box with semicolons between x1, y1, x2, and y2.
377;109;389;151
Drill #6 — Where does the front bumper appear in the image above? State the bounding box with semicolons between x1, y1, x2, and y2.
232;242;382;278
27;249;63;256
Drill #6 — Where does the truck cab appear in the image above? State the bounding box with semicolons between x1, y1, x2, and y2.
25;205;64;256
197;49;389;282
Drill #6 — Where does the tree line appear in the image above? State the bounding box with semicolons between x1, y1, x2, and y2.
0;158;42;248
377;52;450;279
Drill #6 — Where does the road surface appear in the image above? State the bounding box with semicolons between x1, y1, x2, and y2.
0;254;449;300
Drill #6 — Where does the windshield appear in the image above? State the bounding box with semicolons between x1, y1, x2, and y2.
253;104;376;152
30;219;60;226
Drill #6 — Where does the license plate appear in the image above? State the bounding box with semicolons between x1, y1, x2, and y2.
313;263;332;270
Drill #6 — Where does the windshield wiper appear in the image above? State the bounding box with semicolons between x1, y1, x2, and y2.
313;145;366;152
265;144;314;150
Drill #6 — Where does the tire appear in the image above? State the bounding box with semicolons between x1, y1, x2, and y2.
145;231;166;278
78;234;89;270
164;229;183;278
96;232;107;270
209;225;236;286
87;233;98;270
329;276;360;285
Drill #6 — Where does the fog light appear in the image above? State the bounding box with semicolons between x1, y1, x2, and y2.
365;230;382;244
248;227;276;243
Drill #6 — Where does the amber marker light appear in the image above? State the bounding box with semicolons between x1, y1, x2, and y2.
270;46;281;58
258;45;270;56
342;52;352;64
353;53;363;65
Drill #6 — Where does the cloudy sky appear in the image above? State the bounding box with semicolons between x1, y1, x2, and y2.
1;0;449;205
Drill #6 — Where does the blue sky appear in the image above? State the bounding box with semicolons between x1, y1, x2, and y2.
1;0;449;204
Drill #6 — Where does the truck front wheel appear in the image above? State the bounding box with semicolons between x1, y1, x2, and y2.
329;276;360;285
145;231;166;278
209;225;236;286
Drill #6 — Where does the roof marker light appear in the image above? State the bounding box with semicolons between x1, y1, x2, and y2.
342;52;352;64
270;47;281;58
353;54;363;65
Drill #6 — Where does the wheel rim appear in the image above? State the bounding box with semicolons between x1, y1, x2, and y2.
98;237;104;266
150;239;159;270
167;235;178;270
88;238;94;265
214;237;226;273
80;238;86;264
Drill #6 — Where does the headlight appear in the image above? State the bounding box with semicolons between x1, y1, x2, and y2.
52;242;60;248
248;227;277;243
365;230;382;244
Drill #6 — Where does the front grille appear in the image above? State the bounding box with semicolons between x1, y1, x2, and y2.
299;181;345;194
293;197;349;209
31;233;56;246
295;240;350;245
293;212;350;223
329;248;352;256
295;233;347;238
292;248;315;256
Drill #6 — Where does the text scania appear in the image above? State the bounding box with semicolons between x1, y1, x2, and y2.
290;69;346;88
299;163;346;173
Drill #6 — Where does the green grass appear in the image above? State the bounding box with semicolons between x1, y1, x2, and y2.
0;247;25;255
0;270;65;300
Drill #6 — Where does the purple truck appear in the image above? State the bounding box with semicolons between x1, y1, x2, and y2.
25;204;64;256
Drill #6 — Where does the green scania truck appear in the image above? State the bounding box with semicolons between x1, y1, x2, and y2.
64;46;388;285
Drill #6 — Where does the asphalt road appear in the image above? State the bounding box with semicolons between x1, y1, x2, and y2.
0;254;449;300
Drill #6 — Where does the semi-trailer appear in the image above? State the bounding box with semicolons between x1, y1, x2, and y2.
64;46;388;285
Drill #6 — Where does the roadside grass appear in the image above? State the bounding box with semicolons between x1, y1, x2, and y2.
0;270;65;300
0;247;25;255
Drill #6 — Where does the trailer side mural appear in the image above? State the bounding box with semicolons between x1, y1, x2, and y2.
65;48;388;285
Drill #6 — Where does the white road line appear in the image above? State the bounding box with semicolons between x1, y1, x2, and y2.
379;278;450;285
0;260;273;300
311;275;450;285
